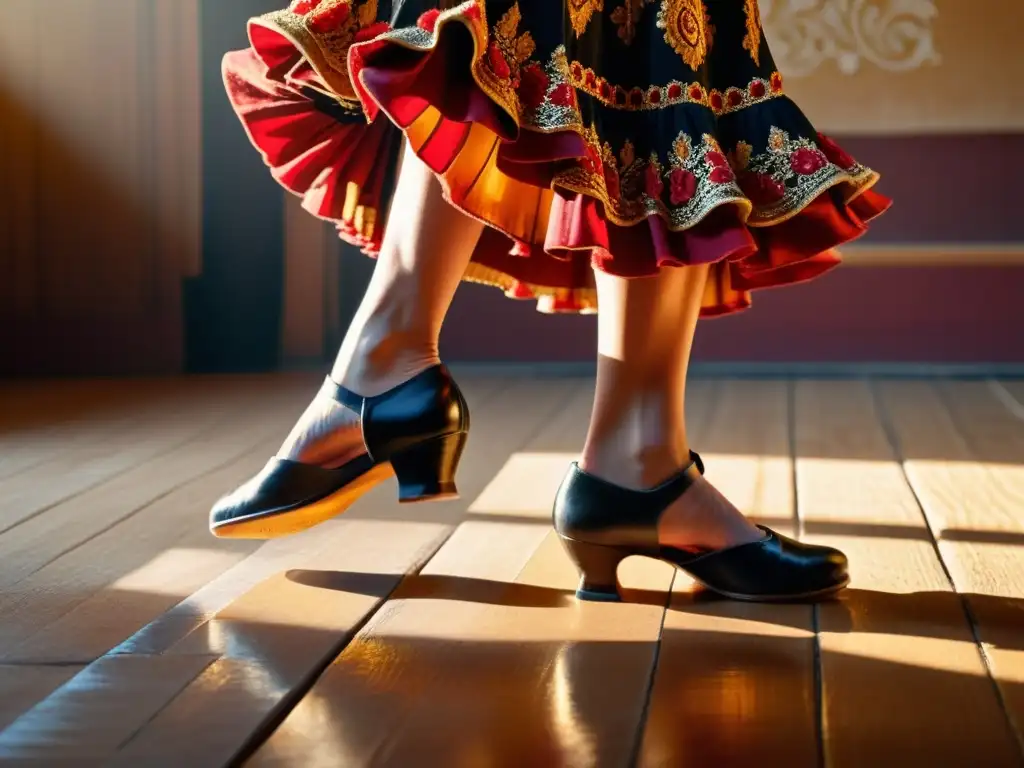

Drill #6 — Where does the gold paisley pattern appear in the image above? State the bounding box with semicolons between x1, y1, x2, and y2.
567;0;603;37
656;0;713;70
743;0;762;66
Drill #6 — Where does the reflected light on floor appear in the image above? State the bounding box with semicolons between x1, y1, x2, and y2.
468;452;579;517
108;548;241;597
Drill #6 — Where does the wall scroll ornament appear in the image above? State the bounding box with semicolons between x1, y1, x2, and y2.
760;0;940;76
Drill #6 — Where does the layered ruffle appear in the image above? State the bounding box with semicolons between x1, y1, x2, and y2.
223;0;891;316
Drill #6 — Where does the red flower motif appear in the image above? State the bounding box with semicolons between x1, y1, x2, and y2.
290;0;322;14
726;89;743;108
519;63;550;109
585;70;597;89
790;147;828;175
749;79;766;99
487;41;511;80
549;83;576;107
571;62;584;82
710;91;724;111
464;5;481;20
669;169;697;205
599;80;613;100
628;88;644;107
614;86;628;106
705;151;728;168
605;167;621;200
309;2;351;33
417;9;440;32
667;83;683;100
644;163;664;199
709;166;736;184
648;87;662;105
688;84;704;102
770;71;784;93
355;21;389;42
739;171;785;204
816;132;856;170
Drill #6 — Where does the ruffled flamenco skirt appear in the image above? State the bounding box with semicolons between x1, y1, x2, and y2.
222;0;891;316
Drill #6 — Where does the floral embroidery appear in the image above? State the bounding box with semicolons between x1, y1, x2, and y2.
568;0;604;37
657;0;713;70
743;0;761;66
610;0;654;45
520;47;585;132
739;127;875;224
554;126;749;229
487;3;536;86
568;63;782;115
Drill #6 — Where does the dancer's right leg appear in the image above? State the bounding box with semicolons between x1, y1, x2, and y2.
279;142;484;468
211;143;483;537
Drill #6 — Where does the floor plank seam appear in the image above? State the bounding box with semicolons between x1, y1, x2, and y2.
223;544;443;768
626;571;677;768
871;379;1024;761
114;656;220;756
788;379;826;768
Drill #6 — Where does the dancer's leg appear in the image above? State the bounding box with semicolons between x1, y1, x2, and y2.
279;142;483;466
579;266;763;551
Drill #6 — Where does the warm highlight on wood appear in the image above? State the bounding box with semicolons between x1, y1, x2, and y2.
0;373;1021;764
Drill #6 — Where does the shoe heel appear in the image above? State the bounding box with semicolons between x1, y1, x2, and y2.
392;432;467;503
559;536;630;602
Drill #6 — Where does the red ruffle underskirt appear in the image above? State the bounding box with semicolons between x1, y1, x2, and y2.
223;16;891;316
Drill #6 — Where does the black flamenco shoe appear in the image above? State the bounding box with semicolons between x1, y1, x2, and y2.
210;364;469;539
553;452;849;602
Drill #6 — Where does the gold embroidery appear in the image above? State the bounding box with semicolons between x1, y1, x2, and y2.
492;3;536;80
742;127;878;225
610;0;654;45
568;0;604;37
568;62;782;115
743;0;761;66
657;0;713;70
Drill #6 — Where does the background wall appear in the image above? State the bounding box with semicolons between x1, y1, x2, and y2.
0;0;201;375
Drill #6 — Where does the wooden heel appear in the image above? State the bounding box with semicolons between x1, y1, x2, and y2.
559;536;630;602
392;432;468;503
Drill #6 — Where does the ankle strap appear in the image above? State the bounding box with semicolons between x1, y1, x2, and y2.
321;377;363;412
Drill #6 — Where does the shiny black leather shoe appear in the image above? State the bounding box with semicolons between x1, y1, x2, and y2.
553;452;849;602
210;364;469;539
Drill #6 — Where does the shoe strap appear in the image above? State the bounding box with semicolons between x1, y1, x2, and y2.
321;377;364;413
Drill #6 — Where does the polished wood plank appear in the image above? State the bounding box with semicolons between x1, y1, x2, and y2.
0;380;309;591
0;665;83;733
248;384;673;767
0;378;282;534
878;379;1024;748
74;377;569;765
640;380;819;768
0;655;217;762
794;380;1021;767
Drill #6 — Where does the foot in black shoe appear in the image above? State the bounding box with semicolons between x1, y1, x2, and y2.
209;364;469;539
552;452;849;602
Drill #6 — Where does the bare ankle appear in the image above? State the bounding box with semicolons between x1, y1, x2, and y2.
331;311;439;396
579;442;691;490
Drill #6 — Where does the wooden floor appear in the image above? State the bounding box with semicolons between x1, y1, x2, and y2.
1;373;1023;767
